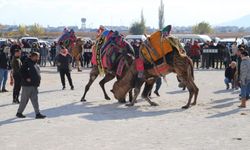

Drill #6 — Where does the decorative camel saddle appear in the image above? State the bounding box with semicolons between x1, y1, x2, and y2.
139;25;186;76
92;30;133;76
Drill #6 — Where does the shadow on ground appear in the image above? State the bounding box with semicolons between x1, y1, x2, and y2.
206;96;249;118
0;101;185;126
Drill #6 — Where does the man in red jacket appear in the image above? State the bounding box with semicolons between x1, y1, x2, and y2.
190;41;201;69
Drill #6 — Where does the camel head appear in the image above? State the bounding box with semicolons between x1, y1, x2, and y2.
111;63;138;102
76;38;84;46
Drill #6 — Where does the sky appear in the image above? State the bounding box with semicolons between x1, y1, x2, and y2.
0;0;250;28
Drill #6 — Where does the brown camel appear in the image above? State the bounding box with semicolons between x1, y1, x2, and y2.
71;38;84;72
80;32;135;103
111;34;199;109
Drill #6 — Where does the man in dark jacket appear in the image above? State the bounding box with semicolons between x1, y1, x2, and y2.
11;49;22;104
16;52;46;119
0;47;9;92
56;47;74;90
224;61;237;89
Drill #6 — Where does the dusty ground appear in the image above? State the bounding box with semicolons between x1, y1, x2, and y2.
0;67;249;150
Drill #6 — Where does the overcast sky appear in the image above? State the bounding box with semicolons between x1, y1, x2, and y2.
0;0;250;28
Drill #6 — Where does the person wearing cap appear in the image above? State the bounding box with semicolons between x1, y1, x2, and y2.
16;52;46;119
10;49;22;104
239;50;250;108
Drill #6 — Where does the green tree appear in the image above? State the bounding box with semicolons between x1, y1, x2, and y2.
158;0;165;29
18;24;27;36
129;10;146;35
28;23;45;37
192;21;213;34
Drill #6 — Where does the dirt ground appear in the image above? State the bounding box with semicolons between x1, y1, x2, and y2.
0;67;249;150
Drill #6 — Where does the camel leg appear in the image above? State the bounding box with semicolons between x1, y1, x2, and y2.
141;80;158;106
190;81;199;106
126;79;144;107
174;56;198;109
182;80;195;109
99;73;115;100
80;67;99;102
129;89;133;102
76;55;82;72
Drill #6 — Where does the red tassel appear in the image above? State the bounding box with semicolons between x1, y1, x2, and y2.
135;58;144;71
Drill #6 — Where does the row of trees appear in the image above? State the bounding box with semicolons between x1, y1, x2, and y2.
129;0;213;35
1;23;45;37
18;23;45;36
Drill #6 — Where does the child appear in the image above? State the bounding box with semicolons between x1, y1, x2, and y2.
224;61;237;89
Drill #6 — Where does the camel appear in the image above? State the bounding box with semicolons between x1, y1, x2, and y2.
71;38;84;72
80;31;135;103
111;31;199;109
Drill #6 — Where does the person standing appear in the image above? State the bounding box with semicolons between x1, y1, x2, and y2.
16;52;46;119
10;49;22;104
56;47;74;90
231;42;238;61
201;41;210;69
190;41;201;69
239;51;250;108
0;46;9;92
50;42;57;66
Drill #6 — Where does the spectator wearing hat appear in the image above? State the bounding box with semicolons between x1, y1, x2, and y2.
239;50;250;108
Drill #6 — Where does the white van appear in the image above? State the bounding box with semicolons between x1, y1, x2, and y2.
125;35;147;43
173;34;212;46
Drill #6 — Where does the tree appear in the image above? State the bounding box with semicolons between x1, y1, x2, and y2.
18;24;27;36
192;21;213;34
158;0;165;29
28;23;45;37
129;10;146;35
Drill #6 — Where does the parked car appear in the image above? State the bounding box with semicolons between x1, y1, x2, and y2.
19;37;39;47
0;38;8;48
173;34;212;46
125;35;147;43
243;35;250;47
218;38;248;47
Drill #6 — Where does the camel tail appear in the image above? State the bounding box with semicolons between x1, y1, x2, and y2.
187;56;194;80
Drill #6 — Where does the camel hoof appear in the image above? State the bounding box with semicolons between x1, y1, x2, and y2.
191;102;196;106
105;96;111;100
130;100;137;103
119;99;126;103
126;103;134;107
182;105;189;109
150;102;159;106
80;99;87;102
